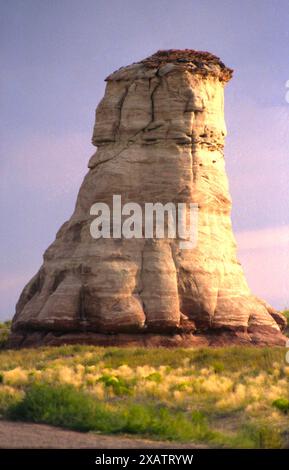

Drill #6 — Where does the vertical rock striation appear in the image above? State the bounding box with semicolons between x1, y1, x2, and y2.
9;50;287;347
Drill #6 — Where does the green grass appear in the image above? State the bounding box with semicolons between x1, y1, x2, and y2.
6;384;282;448
0;317;288;448
7;382;280;447
272;398;289;414
282;310;289;321
0;344;285;372
8;383;217;442
0;321;11;349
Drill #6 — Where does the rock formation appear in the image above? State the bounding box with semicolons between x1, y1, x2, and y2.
9;50;286;348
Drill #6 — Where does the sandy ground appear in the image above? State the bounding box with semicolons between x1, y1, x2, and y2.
0;420;204;449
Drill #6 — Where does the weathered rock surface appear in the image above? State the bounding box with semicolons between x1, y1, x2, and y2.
9;50;286;347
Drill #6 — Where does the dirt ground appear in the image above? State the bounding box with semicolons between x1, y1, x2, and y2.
0;420;204;449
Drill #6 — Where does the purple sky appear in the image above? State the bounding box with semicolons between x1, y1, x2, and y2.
1;0;289;321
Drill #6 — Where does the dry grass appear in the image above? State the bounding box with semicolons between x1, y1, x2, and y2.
0;345;288;447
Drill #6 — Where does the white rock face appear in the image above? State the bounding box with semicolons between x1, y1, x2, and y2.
10;50;286;347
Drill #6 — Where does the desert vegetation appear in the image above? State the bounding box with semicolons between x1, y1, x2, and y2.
0;321;11;349
0;344;288;448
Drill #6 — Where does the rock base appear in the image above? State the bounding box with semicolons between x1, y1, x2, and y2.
7;326;287;349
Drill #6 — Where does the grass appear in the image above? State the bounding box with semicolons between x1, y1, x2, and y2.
0;313;288;447
8;383;217;442
6;382;282;448
0;321;11;349
272;398;289;414
0;344;288;448
283;310;289;338
0;343;285;371
282;310;289;321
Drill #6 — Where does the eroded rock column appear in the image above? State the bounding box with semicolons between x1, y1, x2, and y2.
9;50;286;347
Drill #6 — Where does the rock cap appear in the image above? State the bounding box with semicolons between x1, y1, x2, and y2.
106;49;233;82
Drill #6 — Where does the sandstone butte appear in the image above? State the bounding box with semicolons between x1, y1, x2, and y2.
9;49;287;348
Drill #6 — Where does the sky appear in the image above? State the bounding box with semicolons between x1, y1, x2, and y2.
0;0;289;321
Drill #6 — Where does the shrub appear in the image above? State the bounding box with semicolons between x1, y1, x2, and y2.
3;367;29;386
0;328;9;349
247;424;282;449
146;372;162;383
228;423;282;449
212;362;225;373
282;310;289;321
1;346;288;448
0;386;23;415
8;383;102;431
7;383;221;443
272;398;289;414
0;321;11;330
98;374;132;396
